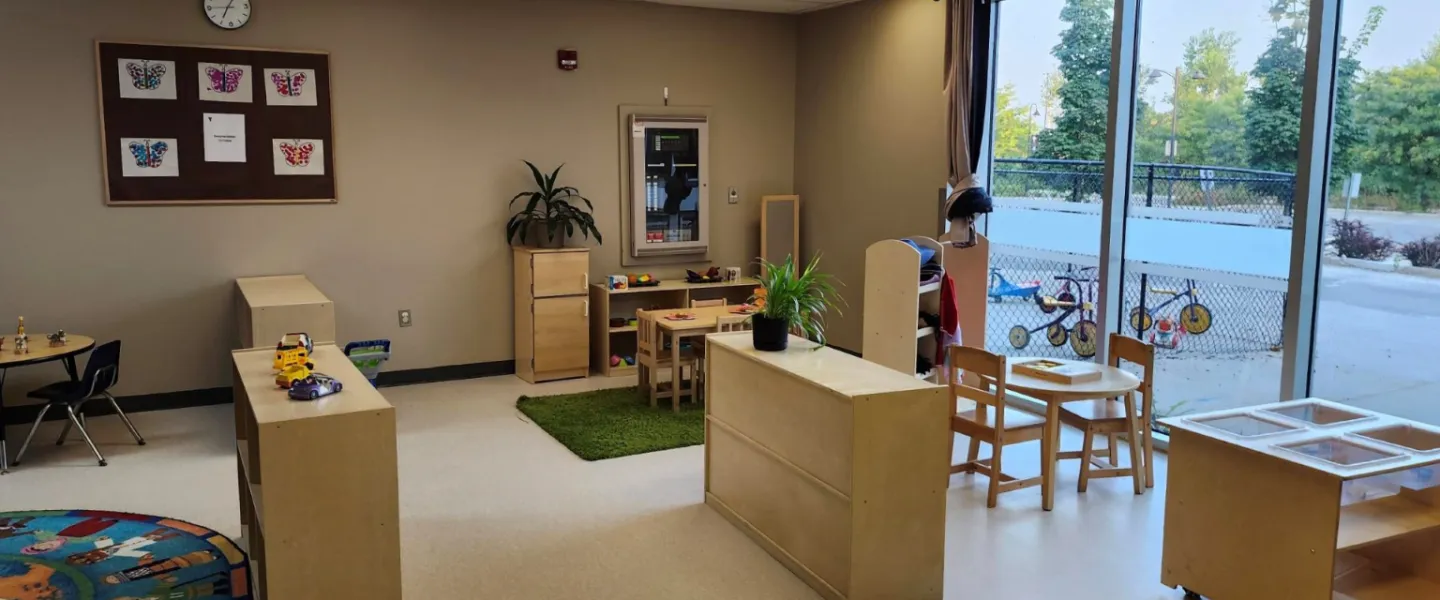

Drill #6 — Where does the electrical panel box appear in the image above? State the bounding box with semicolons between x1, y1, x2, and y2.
630;115;709;258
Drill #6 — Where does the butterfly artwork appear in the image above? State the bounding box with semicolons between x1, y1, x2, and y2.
206;65;245;94
270;70;308;97
273;139;324;175
264;68;317;106
117;59;176;99
127;139;169;168
279;141;315;167
119;138;179;177
126;60;167;90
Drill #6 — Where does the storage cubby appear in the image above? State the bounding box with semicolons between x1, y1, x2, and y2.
863;237;945;381
589;278;758;376
1162;399;1440;600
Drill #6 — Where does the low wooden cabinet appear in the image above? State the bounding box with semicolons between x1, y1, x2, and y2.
232;344;400;600
514;247;590;383
235;274;335;349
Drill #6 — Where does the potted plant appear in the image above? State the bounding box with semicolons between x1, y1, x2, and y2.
751;254;842;352
506;161;602;248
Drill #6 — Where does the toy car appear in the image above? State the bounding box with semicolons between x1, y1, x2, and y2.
288;373;343;401
275;364;313;389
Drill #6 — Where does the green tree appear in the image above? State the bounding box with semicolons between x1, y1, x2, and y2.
1035;0;1112;161
992;84;1036;159
1245;1;1383;174
1354;38;1440;210
1174;30;1248;168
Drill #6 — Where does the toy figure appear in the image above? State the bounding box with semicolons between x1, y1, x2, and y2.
48;329;67;347
1150;317;1182;350
14;316;29;355
273;332;315;389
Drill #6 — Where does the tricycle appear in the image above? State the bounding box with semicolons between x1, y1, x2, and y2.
988;268;1041;303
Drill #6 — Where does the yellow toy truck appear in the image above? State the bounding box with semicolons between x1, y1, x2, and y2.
273;333;315;389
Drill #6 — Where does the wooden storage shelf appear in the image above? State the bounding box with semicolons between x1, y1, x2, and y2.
705;333;949;599
232;344;400;600
1338;494;1440;551
589;277;758;376
1162;398;1440;600
235;274;335;349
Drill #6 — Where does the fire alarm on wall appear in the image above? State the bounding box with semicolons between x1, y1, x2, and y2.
558;49;578;71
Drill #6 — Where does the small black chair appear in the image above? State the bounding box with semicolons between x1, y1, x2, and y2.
13;340;145;467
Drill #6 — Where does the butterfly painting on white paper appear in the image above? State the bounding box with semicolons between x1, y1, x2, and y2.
198;63;253;103
263;68;318;106
120;138;179;177
117;59;176;100
272;139;324;176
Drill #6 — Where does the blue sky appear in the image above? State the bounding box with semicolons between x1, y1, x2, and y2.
997;0;1437;113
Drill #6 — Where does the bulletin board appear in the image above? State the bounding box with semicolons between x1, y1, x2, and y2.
96;41;336;205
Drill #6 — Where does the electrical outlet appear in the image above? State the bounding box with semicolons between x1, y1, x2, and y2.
398;310;412;327
728;187;739;204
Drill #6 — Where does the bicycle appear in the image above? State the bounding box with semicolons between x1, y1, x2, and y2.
1129;278;1214;336
1007;266;1101;358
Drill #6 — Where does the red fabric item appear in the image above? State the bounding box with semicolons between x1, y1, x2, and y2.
936;273;959;367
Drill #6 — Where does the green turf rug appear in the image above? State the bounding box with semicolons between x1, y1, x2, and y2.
517;386;704;461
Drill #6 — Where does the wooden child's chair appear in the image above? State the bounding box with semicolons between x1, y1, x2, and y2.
948;345;1047;508
690;298;727;308
637;310;697;412
1057;333;1153;494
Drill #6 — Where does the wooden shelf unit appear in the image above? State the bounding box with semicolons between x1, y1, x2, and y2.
232;344;401;600
1161;398;1440;600
235;274;335;349
704;333;950;599
514;247;591;383
588;277;758;376
862;238;944;381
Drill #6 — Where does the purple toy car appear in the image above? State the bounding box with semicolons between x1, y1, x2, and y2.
288;373;343;400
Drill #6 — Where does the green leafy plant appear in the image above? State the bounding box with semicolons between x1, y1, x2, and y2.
752;255;844;348
506;161;602;246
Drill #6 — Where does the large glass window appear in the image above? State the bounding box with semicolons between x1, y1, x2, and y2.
984;0;1114;363
1312;0;1440;424
1115;0;1329;424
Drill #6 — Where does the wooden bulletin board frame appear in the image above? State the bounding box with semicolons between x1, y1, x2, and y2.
96;40;337;206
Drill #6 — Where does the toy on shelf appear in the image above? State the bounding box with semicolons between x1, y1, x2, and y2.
288;373;343;400
14;316;29;355
685;267;724;284
47;329;67;347
627;273;661;288
610;354;622;367
607;275;628;290
343;339;391;385
272;332;315;389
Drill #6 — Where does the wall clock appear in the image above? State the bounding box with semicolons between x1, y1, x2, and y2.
204;0;252;30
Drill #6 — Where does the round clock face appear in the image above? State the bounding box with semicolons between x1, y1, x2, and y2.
204;0;252;30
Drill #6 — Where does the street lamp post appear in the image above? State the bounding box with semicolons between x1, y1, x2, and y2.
1149;67;1205;206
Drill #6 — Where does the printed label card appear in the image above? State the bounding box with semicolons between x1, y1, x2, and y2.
272;139;324;175
203;114;247;163
117;59;176;99
263;69;318;106
120;138;179;177
198;63;253;103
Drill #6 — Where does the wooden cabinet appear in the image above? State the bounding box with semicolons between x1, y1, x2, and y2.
514;247;590;383
232;344;400;600
235;274;335;349
705;333;950;599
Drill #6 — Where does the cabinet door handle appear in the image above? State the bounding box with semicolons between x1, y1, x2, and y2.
583;299;589;317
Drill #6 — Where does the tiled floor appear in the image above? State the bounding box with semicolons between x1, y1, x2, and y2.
0;375;1190;599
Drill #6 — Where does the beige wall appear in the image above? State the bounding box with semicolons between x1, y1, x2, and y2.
795;0;947;352
0;0;796;398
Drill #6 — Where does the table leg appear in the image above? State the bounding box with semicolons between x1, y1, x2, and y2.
0;367;8;474
671;333;682;414
1042;398;1061;511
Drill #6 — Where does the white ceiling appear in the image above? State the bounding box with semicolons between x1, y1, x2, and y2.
633;0;862;14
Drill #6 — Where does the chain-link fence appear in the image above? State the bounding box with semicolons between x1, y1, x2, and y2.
984;252;1285;359
993;158;1297;223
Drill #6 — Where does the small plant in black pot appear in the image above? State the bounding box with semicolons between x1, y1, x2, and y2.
506;161;602;248
750;255;842;351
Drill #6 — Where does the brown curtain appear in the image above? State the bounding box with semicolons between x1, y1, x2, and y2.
944;0;994;201
945;0;977;197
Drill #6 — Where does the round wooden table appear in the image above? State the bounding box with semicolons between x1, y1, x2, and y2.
0;333;96;473
1005;356;1141;511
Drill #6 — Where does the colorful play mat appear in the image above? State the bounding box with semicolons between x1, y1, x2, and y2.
0;510;249;600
